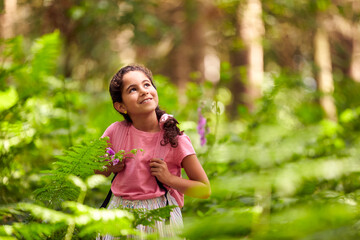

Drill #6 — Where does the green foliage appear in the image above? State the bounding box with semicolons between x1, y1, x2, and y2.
0;31;64;204
0;128;178;239
181;70;360;240
0;222;65;240
183;207;256;239
0;200;135;239
1;32;179;239
2;154;177;239
154;74;179;114
3;0;360;237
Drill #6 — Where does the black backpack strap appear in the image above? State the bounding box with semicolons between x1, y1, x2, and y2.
100;173;118;208
153;129;171;207
155;173;169;206
100;120;172;211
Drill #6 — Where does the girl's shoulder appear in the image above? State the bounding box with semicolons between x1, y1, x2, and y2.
177;132;189;140
103;121;130;136
107;120;130;129
171;133;196;162
176;133;194;147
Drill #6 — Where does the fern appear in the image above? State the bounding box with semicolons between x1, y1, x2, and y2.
34;137;110;207
0;201;135;239
2;171;181;239
3;222;65;240
131;205;177;227
30;30;61;80
25;137;180;239
0;36;24;65
62;201;135;238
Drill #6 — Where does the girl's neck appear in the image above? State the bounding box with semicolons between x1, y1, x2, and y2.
131;112;160;132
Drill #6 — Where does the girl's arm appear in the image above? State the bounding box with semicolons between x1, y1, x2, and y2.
94;162;125;177
150;155;211;199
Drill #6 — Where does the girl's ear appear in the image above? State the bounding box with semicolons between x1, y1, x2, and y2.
114;102;127;114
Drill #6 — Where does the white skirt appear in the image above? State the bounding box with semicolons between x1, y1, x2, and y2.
97;192;183;239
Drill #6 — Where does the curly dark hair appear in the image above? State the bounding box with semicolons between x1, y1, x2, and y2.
109;64;183;148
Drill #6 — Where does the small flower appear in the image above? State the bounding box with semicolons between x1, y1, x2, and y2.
112;158;120;166
159;114;174;130
160;114;173;123
106;147;115;156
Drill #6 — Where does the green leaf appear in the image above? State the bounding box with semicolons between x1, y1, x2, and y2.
0;86;18;111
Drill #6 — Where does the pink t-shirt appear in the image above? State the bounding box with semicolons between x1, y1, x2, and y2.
101;121;195;207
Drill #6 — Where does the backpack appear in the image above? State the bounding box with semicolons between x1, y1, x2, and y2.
100;121;173;208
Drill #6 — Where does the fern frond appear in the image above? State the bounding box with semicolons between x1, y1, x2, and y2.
1;36;24;62
35;137;109;206
62;201;135;237
0;203;68;240
14;201;135;238
12;222;65;240
131;205;177;227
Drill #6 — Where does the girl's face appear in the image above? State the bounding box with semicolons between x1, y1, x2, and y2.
118;71;159;118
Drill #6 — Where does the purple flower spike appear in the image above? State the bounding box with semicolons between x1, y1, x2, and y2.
106;147;115;156
112;158;120;166
197;107;207;146
200;136;206;146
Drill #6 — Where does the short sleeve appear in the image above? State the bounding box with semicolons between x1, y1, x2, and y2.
173;134;196;165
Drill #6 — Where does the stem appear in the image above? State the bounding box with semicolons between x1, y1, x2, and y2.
203;101;220;166
251;177;271;236
63;77;73;146
64;182;87;240
64;221;75;240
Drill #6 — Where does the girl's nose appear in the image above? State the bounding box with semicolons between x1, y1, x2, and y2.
140;87;149;95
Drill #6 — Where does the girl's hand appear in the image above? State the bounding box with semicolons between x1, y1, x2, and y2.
107;161;125;173
94;161;125;177
149;158;173;184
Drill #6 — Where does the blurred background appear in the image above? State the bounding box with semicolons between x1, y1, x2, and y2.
1;0;360;239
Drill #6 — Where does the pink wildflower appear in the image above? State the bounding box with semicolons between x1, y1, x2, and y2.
112;158;120;166
106;147;115;155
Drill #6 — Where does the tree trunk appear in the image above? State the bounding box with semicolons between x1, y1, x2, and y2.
228;49;247;118
227;2;247;119
314;26;337;121
349;24;360;82
323;14;360;82
186;0;207;83
170;42;191;104
1;0;17;39
240;0;264;112
159;1;190;103
160;0;208;100
44;0;75;78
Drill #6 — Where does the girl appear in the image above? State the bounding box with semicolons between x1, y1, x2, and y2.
96;64;210;239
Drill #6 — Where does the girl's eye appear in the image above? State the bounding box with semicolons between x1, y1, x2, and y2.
144;83;151;87
129;88;136;93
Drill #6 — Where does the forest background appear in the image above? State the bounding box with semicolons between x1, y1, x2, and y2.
2;0;360;239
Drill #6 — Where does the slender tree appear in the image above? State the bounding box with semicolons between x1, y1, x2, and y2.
349;23;360;82
1;0;17;39
314;17;337;121
240;0;264;112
